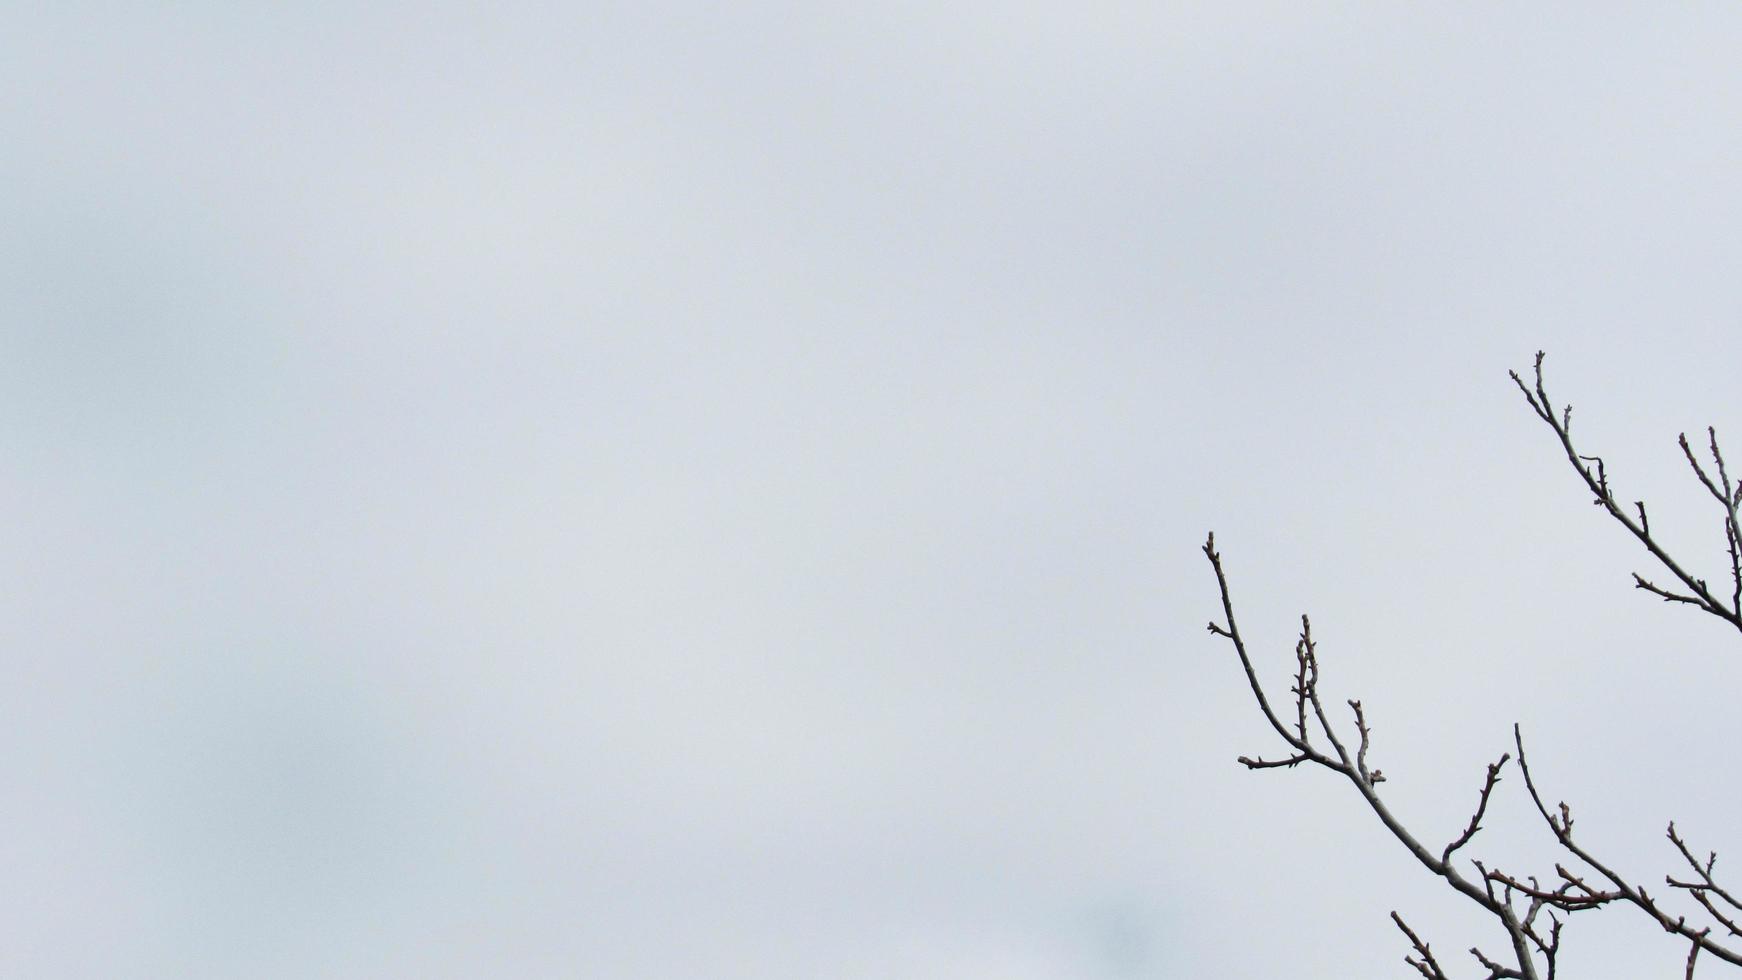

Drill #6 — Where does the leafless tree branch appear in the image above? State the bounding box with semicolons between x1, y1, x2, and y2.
1204;535;1543;979
1508;352;1742;634
1444;753;1510;865
1509;726;1742;966
1205;353;1742;975
1393;912;1452;980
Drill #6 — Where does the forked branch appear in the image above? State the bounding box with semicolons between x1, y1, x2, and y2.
1207;353;1742;975
1205;534;1542;979
1509;352;1742;634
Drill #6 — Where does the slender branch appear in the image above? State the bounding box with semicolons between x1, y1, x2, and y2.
1350;699;1385;785
1392;912;1451;980
1667;823;1742;912
1470;944;1526;979
1444;753;1511;864
1511;352;1742;633
1513;727;1742;968
1205;535;1542;979
1667;823;1742;938
1203;534;1328;763
1237;752;1311;771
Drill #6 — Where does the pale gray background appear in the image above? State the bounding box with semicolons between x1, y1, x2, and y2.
5;4;1742;978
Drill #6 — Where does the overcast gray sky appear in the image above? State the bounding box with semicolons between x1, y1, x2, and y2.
6;4;1742;978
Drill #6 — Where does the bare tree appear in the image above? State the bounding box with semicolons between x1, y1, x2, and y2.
1204;352;1742;979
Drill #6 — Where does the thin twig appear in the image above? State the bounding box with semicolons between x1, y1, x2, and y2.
1445;753;1511;864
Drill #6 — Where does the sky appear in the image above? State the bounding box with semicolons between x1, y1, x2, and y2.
5;3;1742;978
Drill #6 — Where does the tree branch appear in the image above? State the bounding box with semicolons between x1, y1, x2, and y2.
1206;352;1742;976
1512;726;1742;968
1510;352;1742;633
1204;534;1542;979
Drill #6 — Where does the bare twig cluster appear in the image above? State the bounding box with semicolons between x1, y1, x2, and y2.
1205;353;1742;977
1509;350;1742;637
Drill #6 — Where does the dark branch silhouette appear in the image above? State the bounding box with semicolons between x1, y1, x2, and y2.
1206;353;1742;977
